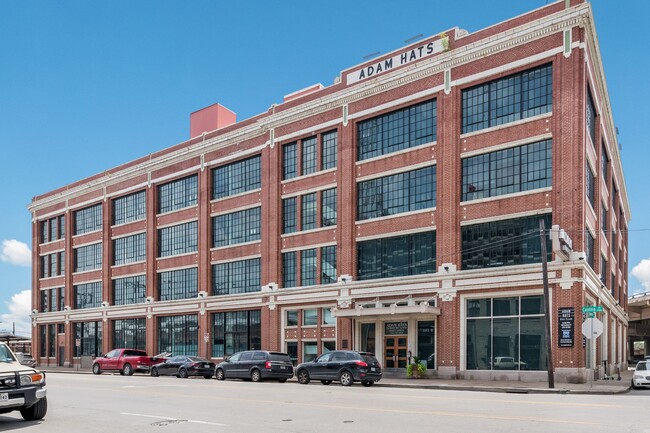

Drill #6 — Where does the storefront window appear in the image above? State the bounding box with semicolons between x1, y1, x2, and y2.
75;321;103;357
303;309;317;326
417;321;435;369
286;342;297;365
361;323;376;354
322;308;335;325
303;342;318;362
466;295;547;371
323;341;336;353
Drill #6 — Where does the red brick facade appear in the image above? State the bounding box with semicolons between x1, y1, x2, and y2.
29;1;629;382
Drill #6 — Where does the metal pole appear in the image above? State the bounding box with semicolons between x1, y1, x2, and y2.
540;219;554;388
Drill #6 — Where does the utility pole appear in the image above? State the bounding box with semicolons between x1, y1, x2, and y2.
540;219;554;388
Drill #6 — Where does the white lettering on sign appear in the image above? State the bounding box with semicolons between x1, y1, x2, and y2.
346;37;448;85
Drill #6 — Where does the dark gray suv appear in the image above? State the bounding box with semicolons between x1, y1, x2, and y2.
296;351;382;387
215;351;294;382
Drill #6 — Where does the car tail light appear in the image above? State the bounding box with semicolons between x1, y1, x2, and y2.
191;362;201;367
265;361;272;369
355;360;368;367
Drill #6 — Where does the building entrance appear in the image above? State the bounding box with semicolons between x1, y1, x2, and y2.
384;336;408;368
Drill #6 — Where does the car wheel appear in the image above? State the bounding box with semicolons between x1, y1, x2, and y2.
92;363;101;375
20;396;47;421
362;380;374;387
320;380;332;385
297;369;310;385
151;367;160;377
215;368;225;381
339;370;353;386
251;369;262;382
179;368;189;379
277;378;288;383
123;363;133;376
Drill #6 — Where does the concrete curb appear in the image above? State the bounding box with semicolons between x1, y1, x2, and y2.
41;369;630;394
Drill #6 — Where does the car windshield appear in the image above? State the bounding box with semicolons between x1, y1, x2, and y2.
0;345;16;363
637;362;648;371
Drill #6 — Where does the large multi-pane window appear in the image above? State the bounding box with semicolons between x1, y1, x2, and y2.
75;321;102;357
212;207;261;247
158;267;198;301
158;175;198;214
586;230;595;269
212;310;261;358
114;232;146;265
212;155;261;199
301;193;317;231
321;245;337;284
40;290;49;313
302;136;317;176
321;188;337;227
358;100;437;160
41;215;65;243
40;252;64;278
113;318;146;351
74;243;102;272
113;275;146;305
461;214;552;270
321;130;338;170
462;139;552;201
282;252;297;288
357;231;436;280
74;204;102;235
48;324;56;357
40;287;61;313
113;191;146;225
600;254;608;287
586;87;596;144
586;163;596;209
358;166;436;220
282;198;297;234
601;202;608;235
158;315;198;356
462;64;552;134
158;221;198;257
466;295;547;371
282;142;297;180
601;142;609;183
212;258;261;296
74;281;102;309
301;249;317;286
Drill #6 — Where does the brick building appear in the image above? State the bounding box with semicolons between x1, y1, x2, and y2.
29;0;629;382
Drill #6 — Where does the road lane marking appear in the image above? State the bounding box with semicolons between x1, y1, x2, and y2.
121;412;228;426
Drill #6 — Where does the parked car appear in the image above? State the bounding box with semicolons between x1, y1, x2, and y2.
491;356;529;370
92;348;168;375
295;350;382;387
14;352;36;368
0;342;47;421
151;356;215;379
632;360;650;389
214;351;294;382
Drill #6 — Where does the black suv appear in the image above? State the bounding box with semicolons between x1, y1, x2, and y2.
295;350;382;387
215;351;294;382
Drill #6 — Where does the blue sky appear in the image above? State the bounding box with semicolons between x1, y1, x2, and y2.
0;0;647;336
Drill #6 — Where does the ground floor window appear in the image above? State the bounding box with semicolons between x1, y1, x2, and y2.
75;321;103;357
466;295;547;371
418;321;435;369
212;310;261;358
361;323;376;354
323;341;336;353
158;315;198;356
113;318;146;351
286;341;298;365
303;341;318;362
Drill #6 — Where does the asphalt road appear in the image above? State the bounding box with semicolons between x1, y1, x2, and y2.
0;373;648;433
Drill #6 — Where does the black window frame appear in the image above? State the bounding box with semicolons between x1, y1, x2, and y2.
212;207;261;247
212;155;262;200
212;258;261;296
158;175;198;214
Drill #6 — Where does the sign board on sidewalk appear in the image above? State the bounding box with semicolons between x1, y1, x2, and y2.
558;307;574;347
581;317;603;339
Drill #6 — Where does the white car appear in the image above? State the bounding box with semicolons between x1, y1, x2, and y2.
632;361;650;389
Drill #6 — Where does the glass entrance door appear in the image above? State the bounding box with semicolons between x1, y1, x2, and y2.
384;336;408;368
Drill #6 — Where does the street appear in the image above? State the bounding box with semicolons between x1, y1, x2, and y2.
0;373;647;433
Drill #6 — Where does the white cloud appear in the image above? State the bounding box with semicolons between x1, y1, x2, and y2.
0;290;32;337
0;240;31;267
631;258;650;293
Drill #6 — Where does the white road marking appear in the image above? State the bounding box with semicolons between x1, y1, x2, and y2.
120;412;228;426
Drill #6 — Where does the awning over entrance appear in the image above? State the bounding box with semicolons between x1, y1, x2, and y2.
333;303;440;318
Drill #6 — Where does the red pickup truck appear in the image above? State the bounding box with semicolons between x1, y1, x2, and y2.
92;349;168;376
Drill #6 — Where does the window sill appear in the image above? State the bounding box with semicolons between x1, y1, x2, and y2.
460;187;552;206
356;207;435;225
281;168;337;185
210;188;262;203
111;219;146;229
281;226;336;238
156;204;199;218
210;240;261;251
459;112;552;139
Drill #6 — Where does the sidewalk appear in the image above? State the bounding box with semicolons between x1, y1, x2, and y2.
41;366;631;395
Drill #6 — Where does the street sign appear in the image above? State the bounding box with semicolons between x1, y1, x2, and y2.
581;317;603;339
581;306;603;313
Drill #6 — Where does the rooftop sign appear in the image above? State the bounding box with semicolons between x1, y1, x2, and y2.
346;36;449;85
